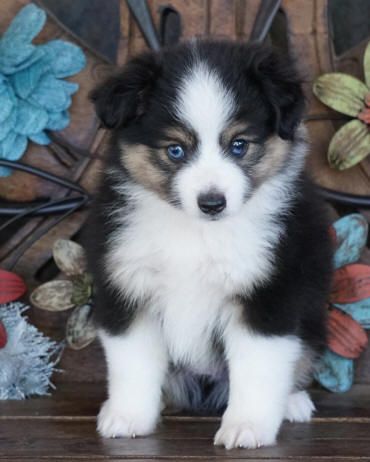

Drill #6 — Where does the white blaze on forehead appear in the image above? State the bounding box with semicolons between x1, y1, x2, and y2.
176;62;235;135
173;61;246;219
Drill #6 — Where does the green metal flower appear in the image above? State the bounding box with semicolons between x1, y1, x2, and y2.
313;41;370;170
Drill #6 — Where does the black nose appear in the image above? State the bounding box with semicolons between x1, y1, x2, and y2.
197;192;226;215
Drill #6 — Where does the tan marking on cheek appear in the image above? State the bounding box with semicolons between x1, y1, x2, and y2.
254;136;290;183
156;148;175;168
120;143;168;198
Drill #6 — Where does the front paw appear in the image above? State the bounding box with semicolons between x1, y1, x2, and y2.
97;399;158;438
214;419;277;450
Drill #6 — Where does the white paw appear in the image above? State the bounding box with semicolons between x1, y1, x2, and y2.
214;420;276;450
285;390;315;423
97;399;157;438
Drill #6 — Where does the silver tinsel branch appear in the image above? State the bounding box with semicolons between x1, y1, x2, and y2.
0;302;63;400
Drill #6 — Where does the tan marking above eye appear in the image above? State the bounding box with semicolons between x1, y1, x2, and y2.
163;127;196;148
221;122;250;146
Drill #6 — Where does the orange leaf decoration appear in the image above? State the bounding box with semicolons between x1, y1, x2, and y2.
0;320;7;348
327;307;368;359
0;269;27;304
330;264;370;304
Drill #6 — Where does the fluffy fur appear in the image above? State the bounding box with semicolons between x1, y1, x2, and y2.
86;40;333;449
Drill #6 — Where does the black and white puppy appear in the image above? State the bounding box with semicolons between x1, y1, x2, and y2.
87;40;333;449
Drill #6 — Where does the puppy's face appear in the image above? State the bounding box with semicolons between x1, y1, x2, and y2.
91;42;305;220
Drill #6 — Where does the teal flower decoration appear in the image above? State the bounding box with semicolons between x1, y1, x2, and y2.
0;4;86;176
314;214;370;392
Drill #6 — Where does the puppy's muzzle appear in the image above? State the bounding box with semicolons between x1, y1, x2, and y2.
197;192;226;216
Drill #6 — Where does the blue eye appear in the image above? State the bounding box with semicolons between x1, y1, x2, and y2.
230;139;248;158
167;144;185;161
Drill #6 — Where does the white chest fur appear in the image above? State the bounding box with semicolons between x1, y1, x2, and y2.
105;182;287;370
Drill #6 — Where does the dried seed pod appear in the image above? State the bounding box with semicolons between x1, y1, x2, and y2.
66;304;96;350
313;73;367;117
363;41;370;88
30;280;75;311
328;120;370;170
71;273;93;306
53;239;87;276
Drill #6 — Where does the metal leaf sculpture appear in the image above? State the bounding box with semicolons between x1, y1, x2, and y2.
30;239;96;350
0;269;27;304
37;0;120;64
0;320;7;348
330;264;370;304
313;40;370;170
327;307;368;359
0;4;86;176
0;268;27;350
315;214;370;392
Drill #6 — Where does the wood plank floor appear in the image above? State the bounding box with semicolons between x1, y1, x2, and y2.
1;383;370;461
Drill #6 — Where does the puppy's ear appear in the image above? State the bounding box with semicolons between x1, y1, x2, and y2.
250;47;305;140
90;53;161;129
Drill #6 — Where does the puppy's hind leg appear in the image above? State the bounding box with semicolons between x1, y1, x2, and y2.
285;390;315;423
285;349;317;422
98;314;167;438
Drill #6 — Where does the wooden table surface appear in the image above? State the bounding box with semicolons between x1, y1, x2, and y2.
1;383;370;461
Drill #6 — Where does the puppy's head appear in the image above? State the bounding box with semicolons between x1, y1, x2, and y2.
91;41;305;220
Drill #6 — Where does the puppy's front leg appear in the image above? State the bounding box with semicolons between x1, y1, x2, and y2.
98;314;167;438
215;321;301;449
